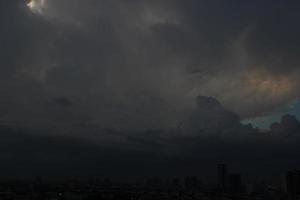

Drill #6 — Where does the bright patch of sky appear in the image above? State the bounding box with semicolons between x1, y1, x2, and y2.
243;101;300;129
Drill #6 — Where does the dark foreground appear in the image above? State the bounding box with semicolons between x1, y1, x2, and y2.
1;164;300;200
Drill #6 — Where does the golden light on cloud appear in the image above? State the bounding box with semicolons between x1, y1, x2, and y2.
246;69;294;97
27;0;46;14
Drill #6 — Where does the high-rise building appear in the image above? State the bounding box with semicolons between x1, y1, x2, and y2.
217;164;228;192
229;173;243;194
285;170;300;197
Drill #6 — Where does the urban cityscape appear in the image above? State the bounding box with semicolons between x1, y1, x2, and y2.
0;164;299;200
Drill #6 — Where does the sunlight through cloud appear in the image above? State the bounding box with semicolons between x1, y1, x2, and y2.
27;0;47;14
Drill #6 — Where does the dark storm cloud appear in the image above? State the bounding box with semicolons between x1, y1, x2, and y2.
1;0;300;179
1;0;300;134
53;96;73;107
270;114;300;137
1;117;300;178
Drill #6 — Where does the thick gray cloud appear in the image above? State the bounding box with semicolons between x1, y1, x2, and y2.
1;0;300;135
1;1;300;179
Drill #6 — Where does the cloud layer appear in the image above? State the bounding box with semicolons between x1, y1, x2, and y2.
1;0;300;134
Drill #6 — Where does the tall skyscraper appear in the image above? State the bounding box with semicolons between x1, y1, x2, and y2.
217;164;228;192
285;170;300;198
229;173;243;194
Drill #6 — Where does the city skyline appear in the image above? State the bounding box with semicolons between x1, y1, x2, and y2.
1;1;300;194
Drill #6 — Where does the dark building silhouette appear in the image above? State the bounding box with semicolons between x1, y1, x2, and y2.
184;176;198;191
217;164;228;192
285;170;300;198
229;173;244;194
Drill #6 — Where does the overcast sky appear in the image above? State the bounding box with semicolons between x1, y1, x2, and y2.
0;0;300;178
